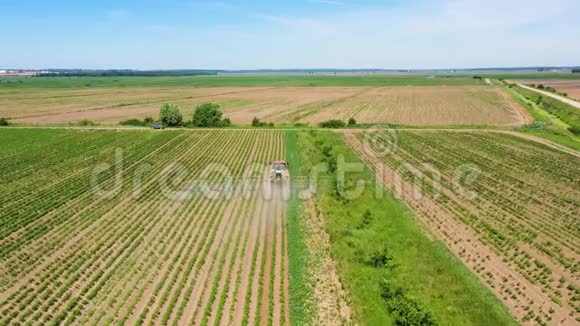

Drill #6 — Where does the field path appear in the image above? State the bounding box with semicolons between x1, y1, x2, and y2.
517;83;580;108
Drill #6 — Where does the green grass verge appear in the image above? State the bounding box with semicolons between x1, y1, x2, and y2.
285;130;314;324
506;86;580;151
513;86;579;130
296;130;516;325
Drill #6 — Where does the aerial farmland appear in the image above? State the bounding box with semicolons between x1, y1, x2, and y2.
1;1;580;325
1;72;578;325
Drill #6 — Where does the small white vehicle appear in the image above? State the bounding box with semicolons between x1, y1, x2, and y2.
270;160;290;183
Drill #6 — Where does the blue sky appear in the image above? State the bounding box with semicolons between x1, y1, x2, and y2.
1;0;579;69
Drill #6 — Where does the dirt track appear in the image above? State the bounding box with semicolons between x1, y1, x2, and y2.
517;83;580;108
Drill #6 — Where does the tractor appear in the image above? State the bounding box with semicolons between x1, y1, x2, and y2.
270;160;289;183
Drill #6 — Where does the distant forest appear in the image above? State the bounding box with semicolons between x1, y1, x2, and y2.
573;68;580;73
35;70;219;77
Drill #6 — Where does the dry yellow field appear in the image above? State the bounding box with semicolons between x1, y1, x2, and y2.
0;85;529;126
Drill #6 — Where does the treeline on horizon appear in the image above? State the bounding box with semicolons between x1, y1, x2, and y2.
26;66;580;77
34;70;219;77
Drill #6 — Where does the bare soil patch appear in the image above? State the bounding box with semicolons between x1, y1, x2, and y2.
2;86;529;126
514;79;580;101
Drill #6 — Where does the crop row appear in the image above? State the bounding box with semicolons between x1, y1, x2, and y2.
353;130;579;324
0;129;290;325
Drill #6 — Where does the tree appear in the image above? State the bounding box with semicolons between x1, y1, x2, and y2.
0;117;9;126
572;68;580;73
159;104;183;127
192;103;225;127
348;117;357;126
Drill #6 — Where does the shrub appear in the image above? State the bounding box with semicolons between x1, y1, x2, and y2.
120;119;143;126
568;126;580;136
319;120;346;128
192;103;229;127
380;280;437;326
159;104;183;127
348;117;357;126
0;117;9;126
358;209;372;229
368;245;394;268
78;120;97;126
120;117;156;127
251;117;274;127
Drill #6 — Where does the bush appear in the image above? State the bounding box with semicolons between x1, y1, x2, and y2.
368;245;394;268
568;126;580;136
192;103;230;127
251;117;274;127
358;209;372;229
78;120;97;126
348;117;357;126
319;120;346;128
524;121;547;130
159;104;183;127
0;117;9;126
380;280;437;325
120;117;154;127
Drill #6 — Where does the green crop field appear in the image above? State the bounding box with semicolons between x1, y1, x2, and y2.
0;127;529;325
0;74;482;89
348;130;579;324
0;128;293;325
3;1;579;324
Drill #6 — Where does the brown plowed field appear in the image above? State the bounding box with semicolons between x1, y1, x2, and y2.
514;79;580;100
345;130;579;325
0;85;529;126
